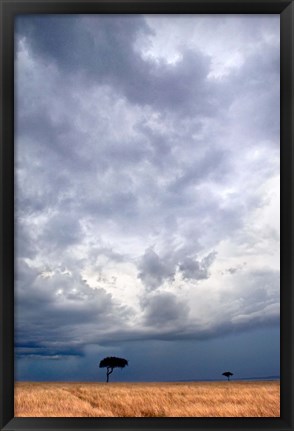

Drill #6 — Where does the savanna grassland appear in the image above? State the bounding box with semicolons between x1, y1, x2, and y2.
14;381;280;417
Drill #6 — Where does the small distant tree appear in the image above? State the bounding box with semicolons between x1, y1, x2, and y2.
222;371;233;381
99;356;128;383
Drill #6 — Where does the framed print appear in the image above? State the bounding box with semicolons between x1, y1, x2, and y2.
0;0;293;430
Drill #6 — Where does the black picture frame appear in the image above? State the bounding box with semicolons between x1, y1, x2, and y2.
0;0;293;430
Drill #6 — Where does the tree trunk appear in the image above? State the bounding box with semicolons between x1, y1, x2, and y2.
106;367;113;383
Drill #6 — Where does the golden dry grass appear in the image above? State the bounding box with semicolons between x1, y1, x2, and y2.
14;380;280;417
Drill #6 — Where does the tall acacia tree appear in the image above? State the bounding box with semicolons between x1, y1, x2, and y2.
99;356;128;383
222;371;234;381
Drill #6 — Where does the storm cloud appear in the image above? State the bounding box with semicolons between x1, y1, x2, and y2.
15;14;280;380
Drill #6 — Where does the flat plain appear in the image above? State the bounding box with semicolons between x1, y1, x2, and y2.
14;381;280;417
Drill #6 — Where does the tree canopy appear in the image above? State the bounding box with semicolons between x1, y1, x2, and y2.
222;371;234;381
99;356;128;382
99;357;128;368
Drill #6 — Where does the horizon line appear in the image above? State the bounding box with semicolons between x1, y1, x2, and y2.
15;375;280;383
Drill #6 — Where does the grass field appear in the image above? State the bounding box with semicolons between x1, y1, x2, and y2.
14;381;280;417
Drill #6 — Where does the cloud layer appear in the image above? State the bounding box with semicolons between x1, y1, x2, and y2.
15;15;280;368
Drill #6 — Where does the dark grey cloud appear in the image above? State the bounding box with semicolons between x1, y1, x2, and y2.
16;15;216;118
16;15;151;78
15;259;134;359
138;248;175;291
179;251;217;280
142;292;189;327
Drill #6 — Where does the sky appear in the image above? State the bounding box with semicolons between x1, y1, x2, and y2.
14;14;280;382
